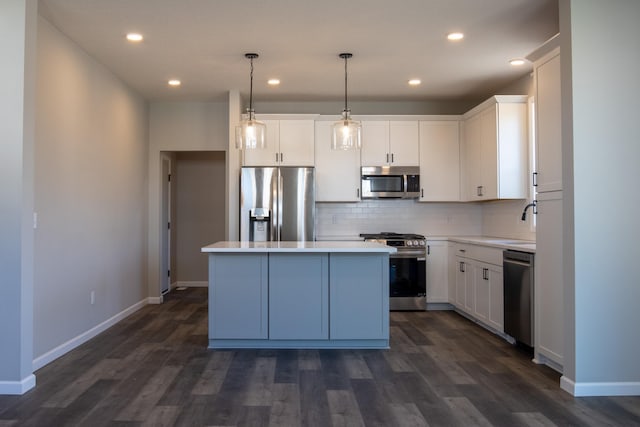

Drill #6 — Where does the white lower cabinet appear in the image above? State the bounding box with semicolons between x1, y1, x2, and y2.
534;191;564;368
426;240;448;303
452;244;504;333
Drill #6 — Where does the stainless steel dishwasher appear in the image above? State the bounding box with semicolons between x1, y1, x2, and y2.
503;250;534;347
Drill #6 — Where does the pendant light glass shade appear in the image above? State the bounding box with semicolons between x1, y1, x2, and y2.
332;110;361;150
236;53;266;150
332;53;361;150
235;109;266;150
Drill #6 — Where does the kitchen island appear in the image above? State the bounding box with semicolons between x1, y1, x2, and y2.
201;241;396;349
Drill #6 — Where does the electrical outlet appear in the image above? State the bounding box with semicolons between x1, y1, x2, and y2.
90;291;95;305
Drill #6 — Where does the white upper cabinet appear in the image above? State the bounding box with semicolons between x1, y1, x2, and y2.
533;47;562;193
462;96;528;201
314;121;361;202
361;120;419;166
278;120;315;166
243;117;315;166
419;120;460;201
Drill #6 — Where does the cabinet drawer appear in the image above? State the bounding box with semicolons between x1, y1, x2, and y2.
454;243;502;266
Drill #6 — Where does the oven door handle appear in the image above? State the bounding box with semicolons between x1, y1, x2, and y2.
391;252;427;259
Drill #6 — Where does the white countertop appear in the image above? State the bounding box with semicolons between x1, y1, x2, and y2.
433;236;536;253
201;241;398;254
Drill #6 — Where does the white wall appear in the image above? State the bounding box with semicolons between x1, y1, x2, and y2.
33;17;148;361
0;0;37;394
561;0;640;396
481;200;536;240
148;101;228;297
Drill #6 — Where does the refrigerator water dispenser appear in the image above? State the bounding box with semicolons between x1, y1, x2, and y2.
249;208;271;241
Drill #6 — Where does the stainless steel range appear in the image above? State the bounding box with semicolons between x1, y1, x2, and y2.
360;232;427;311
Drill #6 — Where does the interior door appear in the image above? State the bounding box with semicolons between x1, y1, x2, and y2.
161;154;171;295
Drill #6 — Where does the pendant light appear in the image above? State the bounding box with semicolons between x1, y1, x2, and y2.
236;53;266;150
332;53;362;150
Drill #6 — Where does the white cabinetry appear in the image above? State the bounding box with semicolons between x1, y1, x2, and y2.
243;117;315;166
361;120;419;166
419;121;460;201
534;191;564;368
533;47;562;193
426;240;448;303
528;37;563;371
452;243;504;333
314;121;361;201
462;96;528;201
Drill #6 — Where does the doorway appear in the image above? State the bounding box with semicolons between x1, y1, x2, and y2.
161;151;226;293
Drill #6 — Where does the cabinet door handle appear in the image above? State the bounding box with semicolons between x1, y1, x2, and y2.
427;245;430;255
280;153;283;162
483;268;489;280
421;188;424;198
275;153;279;162
459;261;465;273
533;172;538;187
386;153;389;163
356;188;360;198
391;153;394;163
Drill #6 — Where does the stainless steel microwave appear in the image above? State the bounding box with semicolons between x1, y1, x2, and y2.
361;166;420;199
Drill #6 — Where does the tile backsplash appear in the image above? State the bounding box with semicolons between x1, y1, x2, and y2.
316;199;535;241
316;200;482;240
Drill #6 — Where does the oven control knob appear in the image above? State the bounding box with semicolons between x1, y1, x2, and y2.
413;240;419;246
406;241;413;246
419;241;425;246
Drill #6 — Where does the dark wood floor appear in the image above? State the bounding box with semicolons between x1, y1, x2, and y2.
1;288;639;426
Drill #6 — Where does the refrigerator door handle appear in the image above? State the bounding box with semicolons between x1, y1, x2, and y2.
277;170;283;241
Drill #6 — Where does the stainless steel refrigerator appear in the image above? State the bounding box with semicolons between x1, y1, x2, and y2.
240;166;315;241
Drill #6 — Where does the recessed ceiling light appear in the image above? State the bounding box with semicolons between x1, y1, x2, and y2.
168;79;181;87
447;32;464;41
126;33;143;42
267;79;280;86
510;58;526;66
408;79;421;86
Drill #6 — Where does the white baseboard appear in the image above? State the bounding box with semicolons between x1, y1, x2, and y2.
175;281;208;288
32;298;151;371
561;376;640;396
0;374;36;395
148;296;163;304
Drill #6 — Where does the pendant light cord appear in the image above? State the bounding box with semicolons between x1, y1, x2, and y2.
249;56;254;116
343;55;348;113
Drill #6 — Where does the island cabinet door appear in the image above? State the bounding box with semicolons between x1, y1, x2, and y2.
268;253;329;339
329;254;390;340
209;254;268;339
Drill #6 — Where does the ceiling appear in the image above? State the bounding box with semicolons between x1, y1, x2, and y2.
38;0;559;103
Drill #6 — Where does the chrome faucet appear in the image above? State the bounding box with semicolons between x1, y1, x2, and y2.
521;201;537;221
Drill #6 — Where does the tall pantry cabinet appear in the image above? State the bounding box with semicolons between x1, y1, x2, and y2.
528;36;564;371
